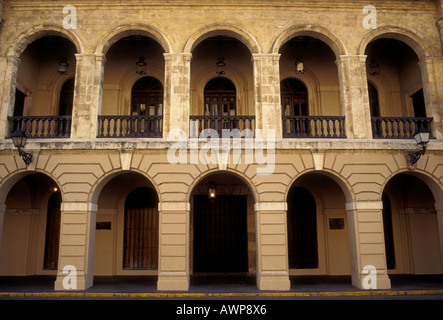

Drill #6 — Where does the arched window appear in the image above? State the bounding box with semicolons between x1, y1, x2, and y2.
368;81;380;117
281;78;308;116
123;187;159;269
131;76;163;116
204;77;236;116
58;78;75;116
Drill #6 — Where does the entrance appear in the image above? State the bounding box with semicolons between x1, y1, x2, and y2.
193;195;248;273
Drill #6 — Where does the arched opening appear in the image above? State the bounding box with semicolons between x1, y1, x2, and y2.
368;81;380;118
8;35;76;138
0;173;62;276
190;172;255;276
94;172;159;276
382;173;442;275
287;172;351;278
365;38;432;139
99;34;165;138
190;34;254;137
279;36;345;138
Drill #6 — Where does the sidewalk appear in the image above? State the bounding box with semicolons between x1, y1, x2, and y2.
1;274;443;299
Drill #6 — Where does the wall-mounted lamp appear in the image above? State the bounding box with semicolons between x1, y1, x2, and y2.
136;56;147;75
208;182;216;199
58;57;69;75
295;56;304;74
406;128;430;167
11;128;32;166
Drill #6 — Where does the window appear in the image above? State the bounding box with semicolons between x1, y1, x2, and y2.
204;77;236;116
281;78;308;116
131;76;163;116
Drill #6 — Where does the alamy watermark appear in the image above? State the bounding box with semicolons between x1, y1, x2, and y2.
62;265;77;290
167;124;275;175
362;265;377;289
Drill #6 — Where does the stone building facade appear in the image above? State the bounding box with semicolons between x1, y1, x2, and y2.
0;0;442;291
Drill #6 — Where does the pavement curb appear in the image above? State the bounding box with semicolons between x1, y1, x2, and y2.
1;289;443;298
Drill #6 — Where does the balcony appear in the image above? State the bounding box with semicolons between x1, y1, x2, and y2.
282;115;346;138
190;115;256;138
97;115;163;138
7;116;72;138
371;117;433;139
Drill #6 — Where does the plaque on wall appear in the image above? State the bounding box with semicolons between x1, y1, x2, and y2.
329;218;344;230
96;222;111;230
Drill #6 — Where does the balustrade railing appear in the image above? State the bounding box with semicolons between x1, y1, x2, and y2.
282;115;346;138
190;115;255;138
7;116;71;138
97;115;163;138
371;117;433;139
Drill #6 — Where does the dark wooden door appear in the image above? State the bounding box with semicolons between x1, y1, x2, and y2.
123;207;159;269
43;192;61;270
193;195;247;273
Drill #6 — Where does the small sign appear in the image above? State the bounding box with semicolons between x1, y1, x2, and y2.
329;218;344;230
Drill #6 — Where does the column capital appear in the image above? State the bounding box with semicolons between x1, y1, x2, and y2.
254;201;287;212
158;201;190;212
61;202;98;212
345;201;383;211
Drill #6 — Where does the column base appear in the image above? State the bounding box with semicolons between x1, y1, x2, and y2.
157;272;189;291
257;272;291;291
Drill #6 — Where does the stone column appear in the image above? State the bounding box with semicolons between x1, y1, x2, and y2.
252;54;282;139
419;57;443;139
157;201;190;291
54;202;97;290
163;53;192;138
435;202;443;269
336;55;372;139
70;53;106;139
0;53;20;139
254;202;290;291
346;201;391;289
0;204;5;251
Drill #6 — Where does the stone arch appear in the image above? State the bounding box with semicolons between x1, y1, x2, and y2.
0;170;64;204
183;23;262;54
96;24;172;55
380;169;443;204
6;24;83;57
187;168;259;204
358;26;435;60
285;169;355;204
272;25;348;58
89;169;162;205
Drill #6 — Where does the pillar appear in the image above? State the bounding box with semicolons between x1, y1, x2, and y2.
163;53;192;138
419;57;443;139
255;202;290;291
70;53;106;139
54;202;97;290
336;55;373;139
157;201;190;291
0;204;5;251
436;202;443;269
0;53;20;139
252;54;282;139
346;201;391;289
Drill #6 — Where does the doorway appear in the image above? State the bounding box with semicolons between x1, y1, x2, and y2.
193;195;248;273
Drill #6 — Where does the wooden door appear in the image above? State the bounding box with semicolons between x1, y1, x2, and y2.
123;207;159;269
